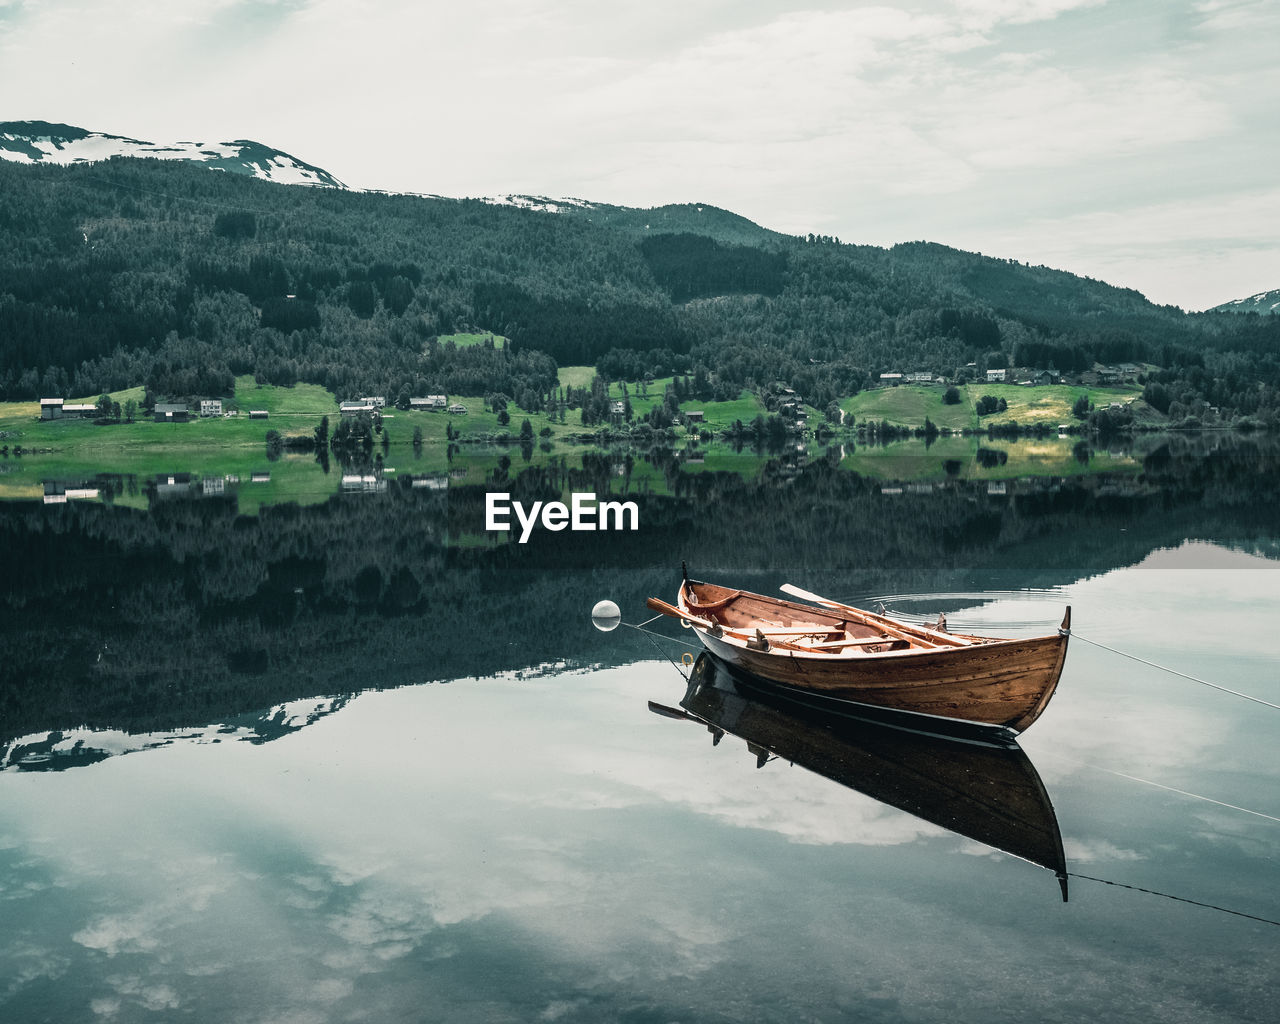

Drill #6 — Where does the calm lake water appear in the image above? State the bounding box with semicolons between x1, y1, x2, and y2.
2;439;1278;1022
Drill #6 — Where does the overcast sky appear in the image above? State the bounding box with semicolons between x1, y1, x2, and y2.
2;0;1275;310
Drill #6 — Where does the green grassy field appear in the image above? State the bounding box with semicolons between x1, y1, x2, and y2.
603;379;768;428
678;392;768;430
230;375;340;419
842;385;975;431
557;366;596;389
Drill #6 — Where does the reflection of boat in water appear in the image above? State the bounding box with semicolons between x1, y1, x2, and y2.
647;575;1070;739
654;653;1069;899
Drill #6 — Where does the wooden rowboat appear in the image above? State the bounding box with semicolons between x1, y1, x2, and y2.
646;575;1070;739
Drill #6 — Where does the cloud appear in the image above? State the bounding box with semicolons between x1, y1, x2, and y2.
2;2;1276;308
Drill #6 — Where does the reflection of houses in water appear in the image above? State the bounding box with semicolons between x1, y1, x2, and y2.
410;473;448;490
250;472;271;483
154;473;194;498
42;480;100;503
449;467;470;479
147;473;244;500
341;474;388;493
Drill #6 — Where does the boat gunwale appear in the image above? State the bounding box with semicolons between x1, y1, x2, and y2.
678;579;1056;661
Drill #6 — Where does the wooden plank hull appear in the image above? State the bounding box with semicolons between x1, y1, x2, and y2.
674;580;1069;734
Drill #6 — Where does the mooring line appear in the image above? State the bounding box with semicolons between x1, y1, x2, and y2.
1040;752;1280;825
1068;631;1280;712
623;622;692;681
1068;872;1280;928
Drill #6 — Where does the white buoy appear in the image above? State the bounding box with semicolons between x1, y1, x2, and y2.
591;599;621;632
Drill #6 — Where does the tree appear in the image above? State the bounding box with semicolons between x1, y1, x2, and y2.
519;418;533;441
1142;381;1171;414
498;409;510;426
943;386;961;405
1072;394;1091;419
213;210;256;239
412;425;423;448
124;398;137;423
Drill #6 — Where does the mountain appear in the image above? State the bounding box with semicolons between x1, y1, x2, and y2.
1;124;1277;426
0;119;347;188
1210;288;1280;315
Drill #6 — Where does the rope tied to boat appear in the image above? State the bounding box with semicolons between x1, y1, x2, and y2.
616;614;694;682
1066;629;1280;713
1068;872;1280;929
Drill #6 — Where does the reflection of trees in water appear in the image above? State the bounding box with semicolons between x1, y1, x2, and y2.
2;441;1278;743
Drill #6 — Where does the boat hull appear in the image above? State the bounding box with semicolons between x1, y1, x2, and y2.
678;583;1069;734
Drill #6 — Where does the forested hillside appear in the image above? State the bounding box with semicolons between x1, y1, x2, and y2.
2;156;1277;424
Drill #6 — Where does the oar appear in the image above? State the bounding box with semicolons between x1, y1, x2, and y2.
645;597;813;652
779;583;973;647
647;702;726;744
647;701;700;722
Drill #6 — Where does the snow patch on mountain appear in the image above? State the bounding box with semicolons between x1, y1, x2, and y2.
480;194;596;214
1210;287;1280;314
2;122;614;212
0;120;346;189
